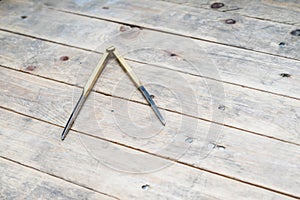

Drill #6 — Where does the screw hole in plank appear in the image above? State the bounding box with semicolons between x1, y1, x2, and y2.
279;42;286;47
185;137;193;143
60;56;69;61
141;184;150;190
211;2;225;9
290;29;300;36
280;73;291;78
218;105;225;111
26;65;36;71
225;19;236;24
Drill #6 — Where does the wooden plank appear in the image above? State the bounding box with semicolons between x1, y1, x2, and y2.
1;30;300;101
0;158;115;200
157;0;300;25
0;32;299;144
0;108;294;199
5;0;298;60
1;67;299;197
1;0;299;98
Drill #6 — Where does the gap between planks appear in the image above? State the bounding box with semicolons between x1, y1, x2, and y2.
28;0;300;60
0;28;299;145
1;0;300;101
0;67;298;197
0;156;119;200
0;29;299;102
156;0;300;25
1;108;294;200
0;107;299;199
0;1;298;198
1;64;299;147
1;0;300;62
1;29;299;143
50;7;300;63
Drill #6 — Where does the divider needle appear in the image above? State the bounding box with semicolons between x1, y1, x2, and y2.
61;47;113;140
61;46;165;141
112;49;166;126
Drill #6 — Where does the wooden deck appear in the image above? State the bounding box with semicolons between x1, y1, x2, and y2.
0;0;299;199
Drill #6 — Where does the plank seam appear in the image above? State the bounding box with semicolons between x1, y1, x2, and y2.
1;64;299;147
0;156;120;200
0;28;93;53
1;107;299;199
228;13;297;26
1;29;299;101
130;59;300;101
156;1;297;26
49;7;300;62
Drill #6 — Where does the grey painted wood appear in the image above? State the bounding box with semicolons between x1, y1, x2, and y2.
0;159;116;200
0;108;294;199
0;67;299;197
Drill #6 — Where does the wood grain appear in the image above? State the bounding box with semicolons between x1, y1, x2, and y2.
6;0;298;60
0;108;295;199
0;67;299;197
0;0;299;198
0;158;116;200
1;30;299;100
1;0;299;98
158;0;300;25
0;32;299;144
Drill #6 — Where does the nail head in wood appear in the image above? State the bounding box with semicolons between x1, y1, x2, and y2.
225;19;236;24
211;2;225;9
290;29;300;36
280;73;291;78
279;42;286;47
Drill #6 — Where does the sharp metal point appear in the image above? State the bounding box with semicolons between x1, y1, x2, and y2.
61;46;166;141
61;93;85;140
113;49;166;126
139;86;166;126
61;50;111;141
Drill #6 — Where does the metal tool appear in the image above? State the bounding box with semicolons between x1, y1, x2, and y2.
112;49;166;126
61;46;165;140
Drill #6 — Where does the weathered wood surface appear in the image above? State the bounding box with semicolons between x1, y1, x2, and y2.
0;0;300;199
1;31;299;144
1;67;299;197
0;108;295;199
1;0;299;98
1;28;300;101
11;0;300;60
158;0;300;25
0;158;115;200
